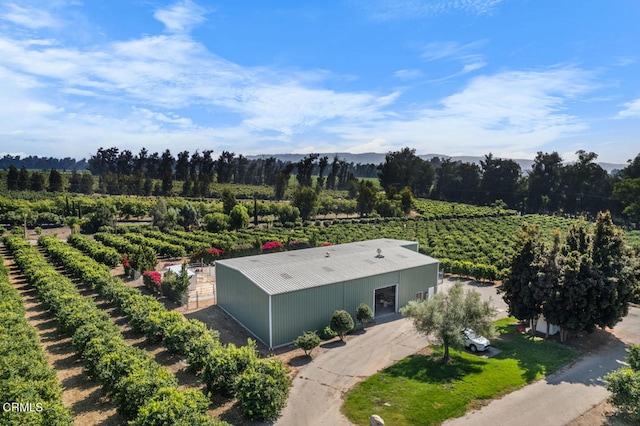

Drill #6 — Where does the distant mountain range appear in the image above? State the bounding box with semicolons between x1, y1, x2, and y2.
246;152;626;174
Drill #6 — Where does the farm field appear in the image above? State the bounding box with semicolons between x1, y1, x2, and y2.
1;194;638;425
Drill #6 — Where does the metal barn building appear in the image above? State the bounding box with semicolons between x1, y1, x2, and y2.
215;238;439;348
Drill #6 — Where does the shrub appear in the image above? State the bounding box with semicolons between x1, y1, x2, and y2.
288;239;311;250
163;318;219;359
143;270;162;293
229;204;250;230
203;212;230;233
202;341;259;397
330;310;354;341
294;331;321;356
356;303;373;329
122;253;132;276
129;245;158;274
132;387;230;426
318;325;337;340
161;265;191;304
191;247;224;264
234;359;290;421
605;344;640;421
262;241;285;253
112;362;178;419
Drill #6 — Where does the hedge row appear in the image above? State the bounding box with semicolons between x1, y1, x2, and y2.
38;236;290;421
4;235;224;425
122;232;187;258
140;229;208;254
94;232;137;255
0;257;73;425
67;233;121;267
437;257;503;282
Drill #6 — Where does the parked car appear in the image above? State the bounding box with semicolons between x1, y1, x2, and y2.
462;328;490;352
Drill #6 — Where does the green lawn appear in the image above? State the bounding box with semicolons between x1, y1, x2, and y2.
341;318;579;425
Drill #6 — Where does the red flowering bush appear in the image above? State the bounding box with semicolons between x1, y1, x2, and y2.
190;247;224;264
143;271;162;293
262;241;285;253
320;242;333;247
122;254;132;276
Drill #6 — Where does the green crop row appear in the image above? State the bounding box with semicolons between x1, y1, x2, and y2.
413;198;518;219
38;236;290;421
122;232;187;258
67;233;121;267
0;257;73;425
94;232;137;255
139;228;209;254
4;235;222;424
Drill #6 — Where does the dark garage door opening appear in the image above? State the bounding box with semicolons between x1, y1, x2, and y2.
374;285;397;317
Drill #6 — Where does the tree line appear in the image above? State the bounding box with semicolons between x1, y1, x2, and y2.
378;148;639;227
84;147;372;197
2;145;639;227
0;154;87;171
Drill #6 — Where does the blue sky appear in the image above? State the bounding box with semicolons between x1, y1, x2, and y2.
0;0;639;164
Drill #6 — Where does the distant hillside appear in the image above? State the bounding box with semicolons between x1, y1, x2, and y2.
247;153;625;174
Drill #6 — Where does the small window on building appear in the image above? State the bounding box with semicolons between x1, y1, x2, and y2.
415;291;423;301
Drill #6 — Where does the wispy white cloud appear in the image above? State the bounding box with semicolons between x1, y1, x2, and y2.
0;3;60;29
154;0;208;34
420;40;485;62
0;6;401;157
324;67;594;157
350;0;504;21
420;40;487;80
394;69;424;80
0;2;618;162
617;99;640;118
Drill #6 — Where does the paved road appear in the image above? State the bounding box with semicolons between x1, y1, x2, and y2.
444;304;640;426
274;279;507;426
274;279;639;426
274;315;431;426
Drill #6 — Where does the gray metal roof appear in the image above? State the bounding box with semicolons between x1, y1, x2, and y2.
215;238;438;296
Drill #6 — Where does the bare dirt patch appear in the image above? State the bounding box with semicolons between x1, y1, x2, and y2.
568;401;635;426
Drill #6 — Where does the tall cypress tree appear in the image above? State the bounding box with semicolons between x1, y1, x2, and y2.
7;165;19;190
591;211;633;328
500;223;544;328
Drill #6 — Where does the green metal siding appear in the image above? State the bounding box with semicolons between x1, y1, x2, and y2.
342;272;401;312
216;264;270;346
269;265;438;347
397;264;439;306
270;283;344;348
218;257;439;348
399;241;419;252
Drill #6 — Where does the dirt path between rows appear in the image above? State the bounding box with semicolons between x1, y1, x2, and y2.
0;244;122;426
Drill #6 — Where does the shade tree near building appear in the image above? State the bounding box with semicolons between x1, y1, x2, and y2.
401;281;495;363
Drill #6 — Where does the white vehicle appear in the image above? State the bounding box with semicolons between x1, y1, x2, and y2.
462;328;490;352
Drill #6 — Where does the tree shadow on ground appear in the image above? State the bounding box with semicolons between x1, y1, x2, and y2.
383;350;485;384
491;320;616;384
320;339;347;349
288;355;313;367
